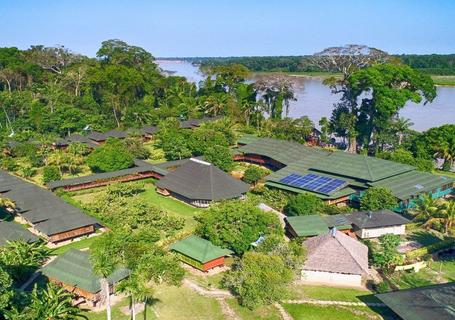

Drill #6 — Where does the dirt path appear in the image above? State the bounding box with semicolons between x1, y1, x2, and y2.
183;279;239;319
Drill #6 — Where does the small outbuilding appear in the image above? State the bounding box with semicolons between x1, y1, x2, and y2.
41;249;129;305
376;282;455;320
302;229;370;287
170;235;233;271
156;158;249;207
347;210;410;239
285;214;353;238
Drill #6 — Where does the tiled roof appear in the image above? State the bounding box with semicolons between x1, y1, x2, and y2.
170;235;233;263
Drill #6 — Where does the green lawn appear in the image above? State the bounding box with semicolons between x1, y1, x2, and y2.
431;75;455;86
81;296;158;320
283;304;385;320
51;236;100;255
289;284;380;303
140;183;203;232
429;259;455;282
226;299;282;320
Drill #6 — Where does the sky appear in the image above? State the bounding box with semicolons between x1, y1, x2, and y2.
1;0;455;57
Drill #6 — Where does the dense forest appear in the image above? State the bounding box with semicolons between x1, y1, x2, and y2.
0;41;453;171
193;54;455;75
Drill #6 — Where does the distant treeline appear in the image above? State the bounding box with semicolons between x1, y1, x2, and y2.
186;54;455;75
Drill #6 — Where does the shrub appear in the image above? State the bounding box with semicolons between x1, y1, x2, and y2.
42;166;61;183
242;166;266;185
406;238;455;260
124;137;150;159
360;187;397;211
1;157;17;171
249;186;291;211
203;145;234;172
195;200;282;254
284;193;325;216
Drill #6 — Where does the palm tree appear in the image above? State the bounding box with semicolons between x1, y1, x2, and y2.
410;194;441;229
393;117;414;145
5;283;88;319
117;273;153;320
439;200;455;234
91;252;114;320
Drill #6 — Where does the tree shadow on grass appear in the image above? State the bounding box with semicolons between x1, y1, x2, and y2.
407;230;442;246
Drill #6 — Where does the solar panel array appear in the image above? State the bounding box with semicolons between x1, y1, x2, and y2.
279;173;347;194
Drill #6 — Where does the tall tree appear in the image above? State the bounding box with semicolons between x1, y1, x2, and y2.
310;45;389;152
254;76;295;119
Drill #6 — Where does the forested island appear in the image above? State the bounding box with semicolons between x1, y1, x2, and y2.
0;40;454;320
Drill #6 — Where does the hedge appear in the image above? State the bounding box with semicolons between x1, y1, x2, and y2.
406;238;455;260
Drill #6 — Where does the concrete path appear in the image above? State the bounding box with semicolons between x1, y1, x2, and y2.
274;303;293;320
283;299;386;307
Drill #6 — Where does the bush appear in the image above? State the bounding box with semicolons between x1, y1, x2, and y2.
249;186;291;211
360;187;397;211
1;157;17;171
242;166;266;185
196;200;282;254
42;166;61;183
406;238;455;260
203;145;234;172
284;193;325;216
86;138;134;172
21;166;36;178
124;137;150;159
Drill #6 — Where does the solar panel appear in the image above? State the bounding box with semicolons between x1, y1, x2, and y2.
279;173;301;184
279;173;347;194
303;176;332;190
316;179;346;193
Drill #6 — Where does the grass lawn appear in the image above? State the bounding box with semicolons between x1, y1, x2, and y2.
289;284;380;303
387;269;436;289
51;236;100;255
226;299;282;320
406;230;443;246
140;183;203;232
283;304;386;320
83;284;224;320
185;270;226;290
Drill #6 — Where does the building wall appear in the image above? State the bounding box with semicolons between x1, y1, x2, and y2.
49;225;95;243
356;225;406;239
301;270;363;287
203;257;225;271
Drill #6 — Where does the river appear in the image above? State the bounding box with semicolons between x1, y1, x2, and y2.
157;60;455;131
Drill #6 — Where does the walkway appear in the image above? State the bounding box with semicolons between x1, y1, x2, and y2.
283;299;386;307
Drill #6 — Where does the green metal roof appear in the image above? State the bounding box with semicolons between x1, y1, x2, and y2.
238;137;329;166
265;181;356;200
237;134;260;145
310;152;415;182
286;214;353;237
41;249;129;293
286;215;329;237
376;282;455;320
369;171;454;201
170;235;233;263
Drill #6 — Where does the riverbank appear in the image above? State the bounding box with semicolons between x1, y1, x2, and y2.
252;71;455;86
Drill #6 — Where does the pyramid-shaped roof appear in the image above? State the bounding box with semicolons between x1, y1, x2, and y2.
303;230;369;275
156;158;249;201
170;235;233;263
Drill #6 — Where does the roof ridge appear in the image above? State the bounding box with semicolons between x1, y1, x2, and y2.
364;156;375;181
335;233;369;274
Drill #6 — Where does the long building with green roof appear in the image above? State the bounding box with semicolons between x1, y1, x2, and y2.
235;137;454;210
